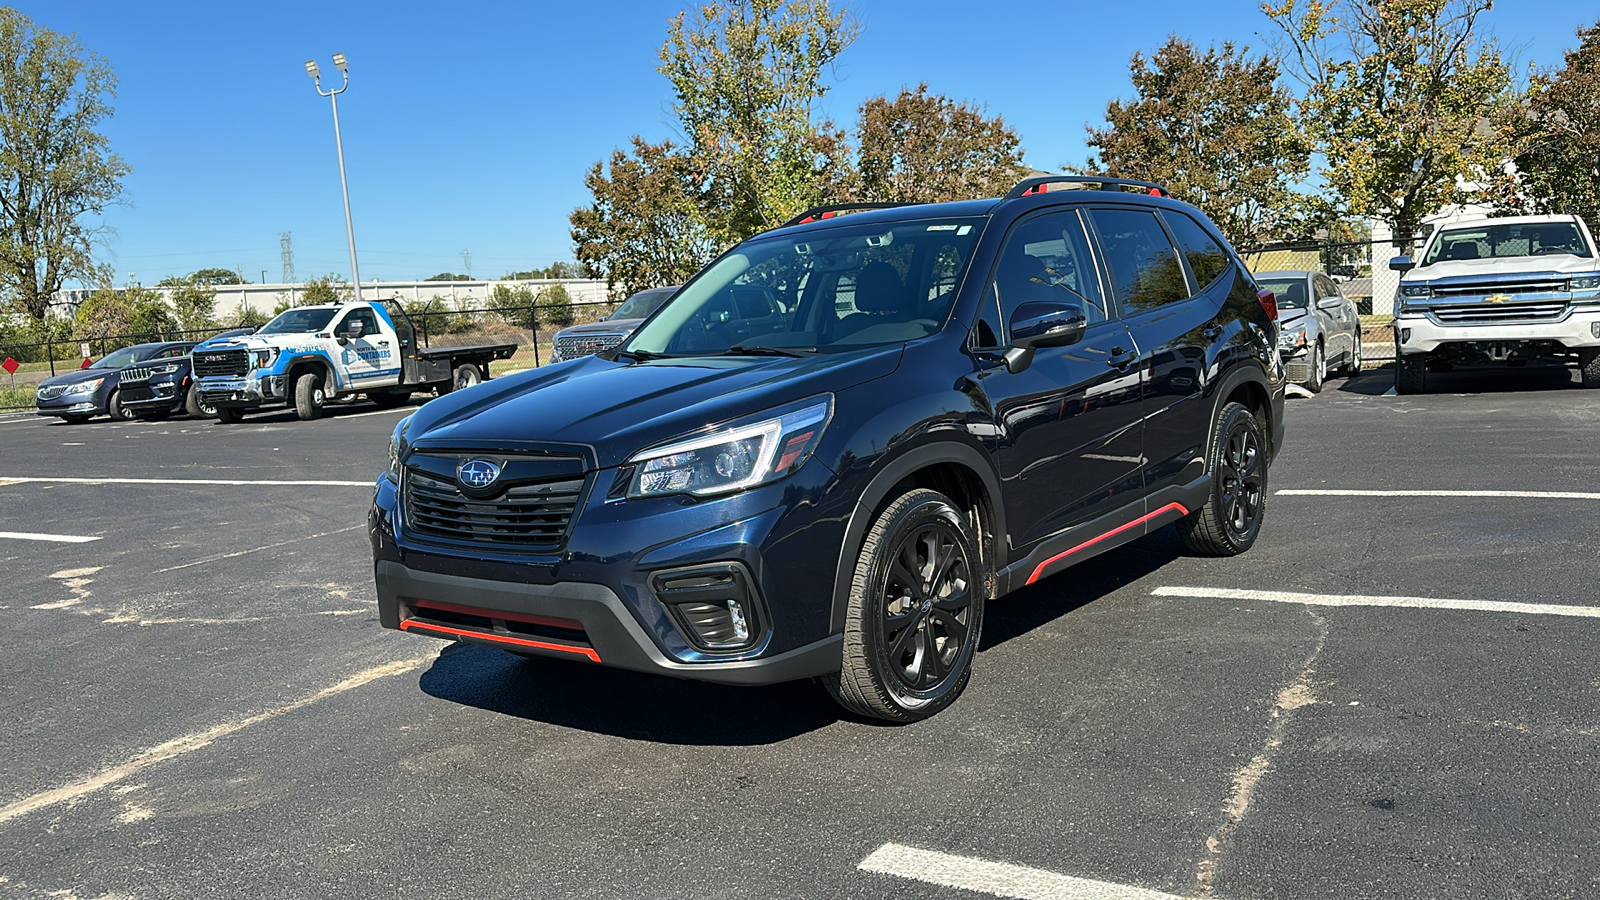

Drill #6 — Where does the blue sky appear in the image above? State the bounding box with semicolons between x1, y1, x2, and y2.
27;0;1600;288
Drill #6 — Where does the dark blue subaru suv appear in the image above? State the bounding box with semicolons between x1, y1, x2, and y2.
371;176;1285;722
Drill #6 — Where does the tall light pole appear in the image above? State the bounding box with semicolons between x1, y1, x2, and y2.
304;53;363;302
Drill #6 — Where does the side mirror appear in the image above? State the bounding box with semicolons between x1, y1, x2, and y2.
1002;301;1087;374
347;320;365;338
1389;255;1415;272
1318;295;1344;310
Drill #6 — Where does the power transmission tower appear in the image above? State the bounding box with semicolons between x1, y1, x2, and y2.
280;232;296;284
461;249;472;279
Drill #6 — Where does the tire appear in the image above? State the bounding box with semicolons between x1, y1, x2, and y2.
452;364;483;392
1346;331;1363;376
215;406;245;424
1395;354;1428;394
294;372;327;421
185;384;217;419
822;489;985;723
1580;349;1600;389
107;389;130;421
1176;402;1267;557
1302;342;1326;393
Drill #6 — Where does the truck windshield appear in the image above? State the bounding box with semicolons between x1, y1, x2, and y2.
625;217;986;357
259;307;339;335
1421;222;1593;266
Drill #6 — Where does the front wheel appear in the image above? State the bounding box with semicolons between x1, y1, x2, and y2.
1177;402;1267;556
107;389;130;421
294;372;327;420
1303;342;1326;393
823;489;985;723
185;384;216;418
1580;348;1600;389
1395;354;1428;394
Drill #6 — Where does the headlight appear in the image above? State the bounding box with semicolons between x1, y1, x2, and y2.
1400;284;1432;298
62;378;105;396
149;363;181;376
388;414;413;480
627;397;833;499
1570;275;1600;292
1279;327;1307;349
250;348;279;370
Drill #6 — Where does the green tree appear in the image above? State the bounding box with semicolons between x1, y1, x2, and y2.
0;9;130;320
570;137;720;295
165;276;217;333
658;0;859;244
73;284;172;345
425;272;470;282
190;267;243;285
1265;0;1514;251
503;262;581;280
487;282;536;328
1080;36;1312;246
1495;18;1600;230
301;273;350;306
230;300;268;330
537;283;575;328
853;83;1026;204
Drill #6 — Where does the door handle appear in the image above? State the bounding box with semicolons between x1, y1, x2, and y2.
377;340;390;346
1106;348;1136;369
1202;324;1223;340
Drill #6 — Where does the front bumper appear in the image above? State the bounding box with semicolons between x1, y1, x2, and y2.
119;379;185;410
198;374;287;409
1395;307;1600;354
35;399;100;418
369;458;849;685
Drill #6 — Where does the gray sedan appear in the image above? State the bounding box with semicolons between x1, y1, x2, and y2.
1256;269;1362;392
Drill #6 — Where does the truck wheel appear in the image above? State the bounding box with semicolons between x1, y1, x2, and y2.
1395;354;1428;394
215;407;245;424
452;364;482;391
107;389;130;422
295;372;326;420
822;488;985;723
1581;349;1600;389
1303;342;1326;393
185;384;217;419
1177;402;1267;557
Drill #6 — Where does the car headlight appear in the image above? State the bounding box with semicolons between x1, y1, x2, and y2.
1400;284;1432;298
149;363;182;376
627;397;833;499
1570;274;1600;292
250;348;279;370
1279;327;1307;350
62;378;105;396
388;414;413;481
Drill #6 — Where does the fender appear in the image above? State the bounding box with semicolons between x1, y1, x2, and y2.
1204;358;1278;464
828;439;1004;634
280;351;343;392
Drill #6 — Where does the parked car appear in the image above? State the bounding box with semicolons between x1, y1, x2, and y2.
1255;269;1362;392
34;341;196;423
1390;214;1600;392
549;286;679;362
372;175;1286;723
116;329;255;420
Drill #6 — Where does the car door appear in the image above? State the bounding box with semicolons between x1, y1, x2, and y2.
333;307;387;388
1086;207;1223;497
1315;274;1356;364
969;208;1146;552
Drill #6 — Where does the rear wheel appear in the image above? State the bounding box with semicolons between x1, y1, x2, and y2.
823;489;985;723
1395;354;1428;394
294;372;327;420
1345;332;1363;376
1580;349;1600;389
452;364;482;392
1177;402;1267;556
107;389;130;421
215;406;245;424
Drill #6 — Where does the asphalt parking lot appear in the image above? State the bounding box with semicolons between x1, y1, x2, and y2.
2;368;1599;900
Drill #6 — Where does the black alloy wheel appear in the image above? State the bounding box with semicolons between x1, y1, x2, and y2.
825;489;985;722
1177;402;1267;556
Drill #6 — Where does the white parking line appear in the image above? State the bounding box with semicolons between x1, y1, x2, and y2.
0;531;102;544
1278;488;1600;500
0;476;370;487
1154;586;1600;619
859;843;1184;900
0;655;433;827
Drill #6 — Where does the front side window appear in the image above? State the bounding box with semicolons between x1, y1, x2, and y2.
627;217;986;356
260;307;339;335
1164;211;1231;289
989;210;1108;342
1421;221;1593;265
1089;208;1190;312
338;308;380;335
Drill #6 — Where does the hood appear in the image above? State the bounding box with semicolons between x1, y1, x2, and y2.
1408;254;1597;283
406;345;904;469
554;319;645;338
38;366;117;389
1277;308;1310;327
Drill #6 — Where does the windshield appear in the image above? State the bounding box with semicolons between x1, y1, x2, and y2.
626;217;986;356
611;287;676;320
1257;279;1309;309
1422;222;1593;265
259;307;339;335
89;346;147;370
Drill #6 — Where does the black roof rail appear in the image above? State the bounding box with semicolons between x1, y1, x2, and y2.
779;202;915;229
1005;175;1170;200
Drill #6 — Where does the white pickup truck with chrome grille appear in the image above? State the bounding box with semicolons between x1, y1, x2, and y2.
1389;214;1600;393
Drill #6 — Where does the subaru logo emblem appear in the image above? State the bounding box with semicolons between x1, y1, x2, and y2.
457;459;501;491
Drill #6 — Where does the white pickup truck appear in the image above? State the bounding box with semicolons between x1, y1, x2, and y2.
191;300;517;423
1390;214;1600;393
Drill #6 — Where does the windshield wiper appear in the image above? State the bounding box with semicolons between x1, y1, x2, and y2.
603;348;672;362
721;344;816;358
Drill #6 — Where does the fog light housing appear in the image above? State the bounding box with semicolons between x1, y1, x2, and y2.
1591;322;1600;339
652;562;764;652
1399;328;1411;344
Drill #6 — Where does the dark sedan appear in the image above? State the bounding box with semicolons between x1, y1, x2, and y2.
35;342;196;423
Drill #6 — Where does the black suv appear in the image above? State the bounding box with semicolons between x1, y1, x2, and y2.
372;177;1285;722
